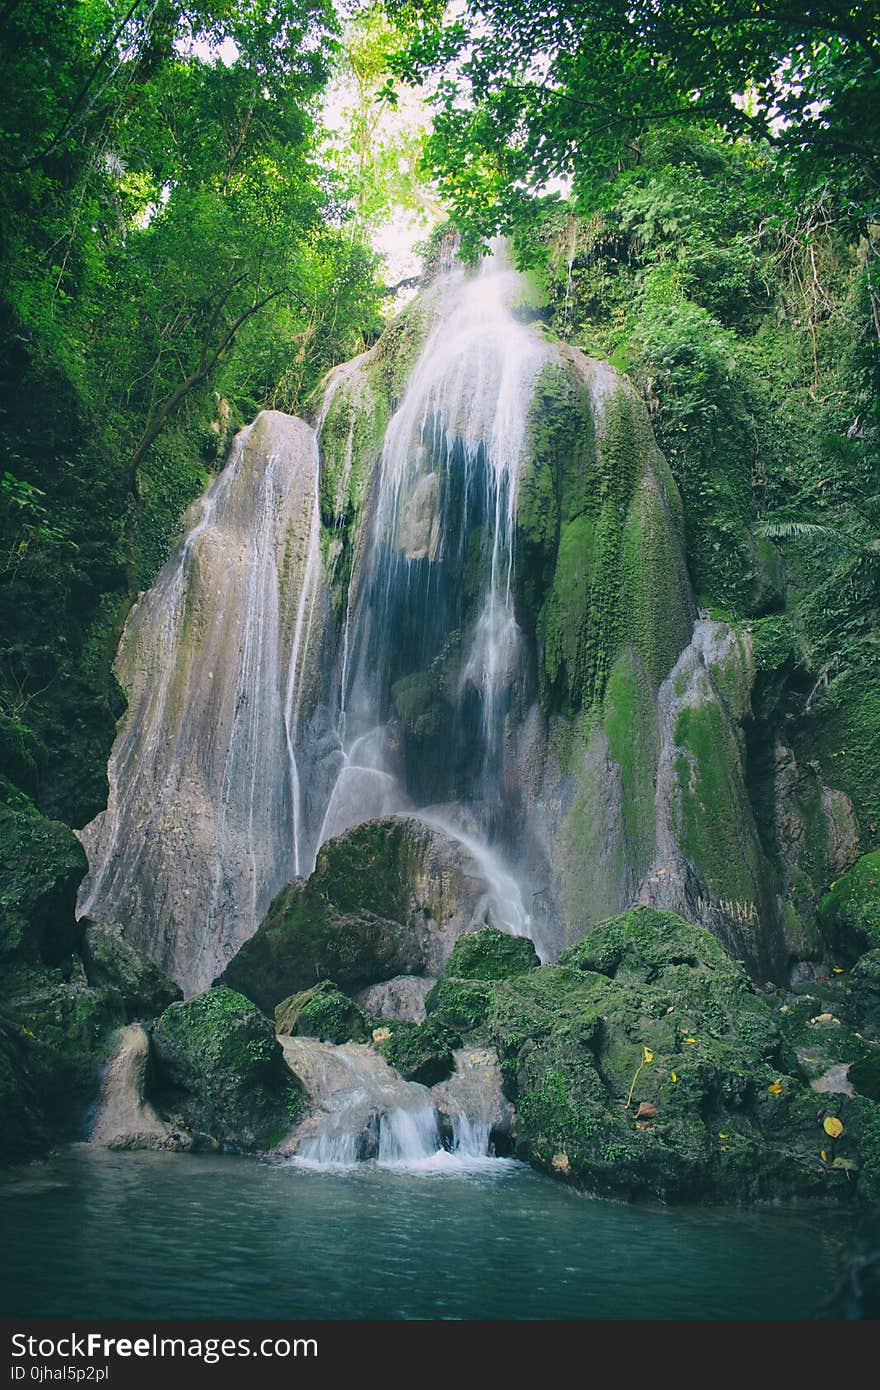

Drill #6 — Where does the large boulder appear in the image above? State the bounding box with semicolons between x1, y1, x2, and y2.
218;817;500;1013
426;906;880;1203
150;987;303;1149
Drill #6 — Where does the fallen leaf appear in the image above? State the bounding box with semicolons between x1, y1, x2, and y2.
768;1082;783;1095
684;1037;697;1044
821;1150;828;1162
671;1072;678;1084
643;1046;654;1064
823;1116;844;1139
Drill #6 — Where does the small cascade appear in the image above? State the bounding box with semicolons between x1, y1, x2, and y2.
280;1037;513;1170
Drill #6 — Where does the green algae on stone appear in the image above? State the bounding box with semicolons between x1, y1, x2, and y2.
373;1017;461;1086
80;921;182;1019
442;926;540;981
819;852;880;960
150;986;303;1149
275;980;368;1045
426;908;878;1203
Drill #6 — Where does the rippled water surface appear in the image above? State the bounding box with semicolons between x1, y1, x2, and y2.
0;1147;853;1320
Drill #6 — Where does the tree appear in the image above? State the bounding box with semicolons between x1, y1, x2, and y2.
390;1;880;252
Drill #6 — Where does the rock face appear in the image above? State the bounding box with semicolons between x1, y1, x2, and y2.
355;975;434;1023
78;411;327;996
218;816;504;1014
149;987;302;1150
425;906;880;1202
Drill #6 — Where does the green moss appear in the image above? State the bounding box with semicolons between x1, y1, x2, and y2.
621;478;692;685
819;853;880;960
151;986;301;1149
432;909;873;1202
749;614;796;672
540;513;595;705
275;980;368;1044
846;951;880;1034
603;651;657;882
374;1017;461;1086
443;927;540;980
808;671;880;849
0;962;123;1162
673;699;767;914
425;977;493;1032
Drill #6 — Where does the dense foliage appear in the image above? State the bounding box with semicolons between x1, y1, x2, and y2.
0;0;383;823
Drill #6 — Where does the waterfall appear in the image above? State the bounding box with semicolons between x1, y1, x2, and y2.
78;413;326;994
314;244;548;900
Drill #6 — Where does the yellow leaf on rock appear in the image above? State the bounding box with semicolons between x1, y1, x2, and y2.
823;1116;844;1139
821;1150;828;1163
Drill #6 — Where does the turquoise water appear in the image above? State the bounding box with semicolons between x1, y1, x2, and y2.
0;1146;853;1320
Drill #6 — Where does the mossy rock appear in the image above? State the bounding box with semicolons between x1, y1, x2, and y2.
80;921;182;1020
427;909;878;1202
443;927;540;981
849;1054;880;1104
150;987;302;1149
425;977;494;1032
0;780;87;964
819;853;880;961
559;905;750;996
219;890;420;1016
275;980;368;1045
0;961;123;1162
846;951;880;1035
373;1018;462;1086
220;817;492;1012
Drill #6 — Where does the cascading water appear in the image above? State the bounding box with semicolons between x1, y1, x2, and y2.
282;1038;511;1170
313;245;547;932
77;413;325;994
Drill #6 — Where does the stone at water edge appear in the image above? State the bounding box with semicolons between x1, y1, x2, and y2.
89;1023;199;1151
149;987;304;1150
429;906;880;1203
